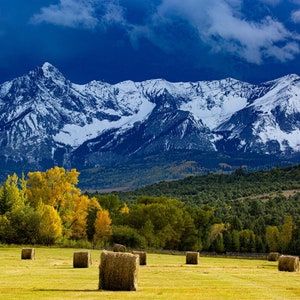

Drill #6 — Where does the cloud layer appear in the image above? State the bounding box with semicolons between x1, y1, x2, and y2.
31;0;300;65
31;0;99;29
2;0;300;85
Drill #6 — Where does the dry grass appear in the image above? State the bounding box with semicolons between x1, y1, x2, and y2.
21;248;35;260
73;251;91;268
278;255;299;272
186;251;199;265
132;251;147;265
99;250;139;291
0;247;300;299
267;252;280;261
113;244;126;252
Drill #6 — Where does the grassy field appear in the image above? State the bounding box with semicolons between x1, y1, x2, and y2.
0;247;299;300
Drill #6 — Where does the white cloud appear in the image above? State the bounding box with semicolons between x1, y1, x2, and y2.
31;0;300;64
31;0;127;30
265;42;300;61
205;11;298;63
292;9;300;23
131;0;300;64
31;0;99;29
100;2;126;27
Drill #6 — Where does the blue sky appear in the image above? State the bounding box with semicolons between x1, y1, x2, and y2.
1;0;300;84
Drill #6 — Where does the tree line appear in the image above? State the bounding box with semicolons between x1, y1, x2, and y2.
1;165;300;254
110;164;300;254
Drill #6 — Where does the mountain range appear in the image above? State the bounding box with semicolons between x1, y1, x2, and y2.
0;62;300;190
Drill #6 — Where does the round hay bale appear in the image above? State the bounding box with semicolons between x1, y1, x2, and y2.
21;248;35;260
73;251;91;268
99;250;139;291
132;251;147;265
278;255;299;272
186;251;199;265
113;244;126;252
267;252;280;261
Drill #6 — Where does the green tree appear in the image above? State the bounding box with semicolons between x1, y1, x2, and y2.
290;220;300;254
231;230;240;252
139;219;158;248
127;196;188;249
238;229;256;252
211;233;225;253
179;211;199;251
86;197;102;242
111;225;146;248
265;226;280;252
6;205;41;244
0;174;24;214
255;235;266;253
230;215;243;231
187;205;215;251
94;194;122;221
279;215;293;253
0;215;10;242
210;223;225;253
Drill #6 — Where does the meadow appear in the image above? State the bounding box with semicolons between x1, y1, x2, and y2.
0;247;299;300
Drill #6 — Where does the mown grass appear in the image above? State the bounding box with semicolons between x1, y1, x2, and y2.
0;247;299;299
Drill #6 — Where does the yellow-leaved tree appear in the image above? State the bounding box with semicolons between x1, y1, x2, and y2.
94;209;112;247
38;202;62;245
67;194;90;240
26;167;90;240
26;167;80;210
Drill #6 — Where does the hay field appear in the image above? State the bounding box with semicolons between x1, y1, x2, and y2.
0;247;299;299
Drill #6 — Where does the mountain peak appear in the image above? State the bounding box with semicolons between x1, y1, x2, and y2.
25;62;66;85
42;61;56;72
40;62;64;80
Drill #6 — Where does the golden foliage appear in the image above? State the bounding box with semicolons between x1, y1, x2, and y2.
38;203;62;244
94;209;112;243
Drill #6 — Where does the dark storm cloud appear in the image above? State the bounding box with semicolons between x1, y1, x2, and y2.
31;0;300;64
1;1;300;84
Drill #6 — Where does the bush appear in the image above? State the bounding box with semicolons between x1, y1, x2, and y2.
111;226;146;249
58;238;92;249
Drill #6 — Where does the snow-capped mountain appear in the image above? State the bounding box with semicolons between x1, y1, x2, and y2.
0;62;299;179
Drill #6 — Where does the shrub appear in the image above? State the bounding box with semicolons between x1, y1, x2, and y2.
111;225;146;249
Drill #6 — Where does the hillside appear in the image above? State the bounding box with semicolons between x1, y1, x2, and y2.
78;150;299;191
117;164;300;204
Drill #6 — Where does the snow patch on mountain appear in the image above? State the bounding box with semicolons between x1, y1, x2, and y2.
258;125;300;152
54;94;156;147
181;95;248;129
